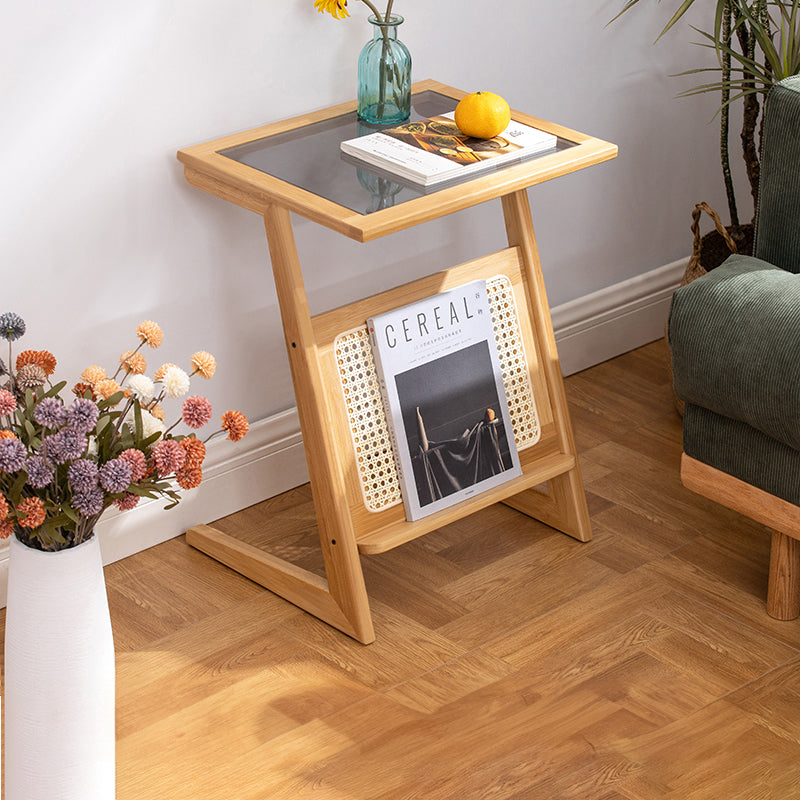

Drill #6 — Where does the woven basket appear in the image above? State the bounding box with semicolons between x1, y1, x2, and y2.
669;202;739;415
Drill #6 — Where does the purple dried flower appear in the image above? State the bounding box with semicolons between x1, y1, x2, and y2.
44;428;88;465
25;455;54;489
98;458;132;494
66;398;99;434
0;438;26;472
67;459;99;493
0;312;25;342
71;487;104;517
33;397;67;430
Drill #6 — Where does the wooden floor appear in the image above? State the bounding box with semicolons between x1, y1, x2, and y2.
5;338;800;799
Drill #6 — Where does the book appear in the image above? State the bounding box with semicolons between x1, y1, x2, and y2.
368;280;522;521
341;112;558;188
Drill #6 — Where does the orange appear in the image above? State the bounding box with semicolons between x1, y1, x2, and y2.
454;91;511;139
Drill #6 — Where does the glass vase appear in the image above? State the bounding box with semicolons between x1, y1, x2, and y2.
357;15;411;125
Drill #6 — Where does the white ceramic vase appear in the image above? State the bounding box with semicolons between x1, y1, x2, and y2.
4;534;115;800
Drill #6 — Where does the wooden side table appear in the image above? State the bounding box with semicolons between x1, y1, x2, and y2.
177;79;617;644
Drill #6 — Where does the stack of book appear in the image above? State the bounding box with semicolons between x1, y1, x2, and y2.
341;112;558;188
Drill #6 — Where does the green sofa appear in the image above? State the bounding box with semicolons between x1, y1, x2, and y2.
668;75;800;620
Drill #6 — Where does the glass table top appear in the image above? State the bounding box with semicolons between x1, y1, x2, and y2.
219;91;577;216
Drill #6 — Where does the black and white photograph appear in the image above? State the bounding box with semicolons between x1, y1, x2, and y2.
395;340;517;509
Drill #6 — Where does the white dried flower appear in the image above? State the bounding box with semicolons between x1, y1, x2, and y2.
127;374;155;402
160;366;190;399
140;409;165;440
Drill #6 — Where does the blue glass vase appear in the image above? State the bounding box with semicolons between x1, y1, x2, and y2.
357;15;411;125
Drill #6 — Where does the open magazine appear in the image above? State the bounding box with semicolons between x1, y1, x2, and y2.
341;112;558;188
368;280;522;521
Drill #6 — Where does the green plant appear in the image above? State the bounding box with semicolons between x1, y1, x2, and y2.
612;1;800;246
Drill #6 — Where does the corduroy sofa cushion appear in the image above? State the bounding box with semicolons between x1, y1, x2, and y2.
669;254;800;451
753;75;800;273
683;403;800;505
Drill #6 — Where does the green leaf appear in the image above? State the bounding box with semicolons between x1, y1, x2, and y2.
62;503;80;524
95;415;112;436
44;381;67;399
24;418;36;443
97;391;125;411
141;431;163;449
124;484;158;498
9;471;27;504
134;400;144;442
606;0;644;27
658;0;699;40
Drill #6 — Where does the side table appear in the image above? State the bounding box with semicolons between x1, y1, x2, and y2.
177;79;617;644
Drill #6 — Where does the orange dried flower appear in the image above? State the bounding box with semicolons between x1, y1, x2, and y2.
95;378;123;401
154;363;178;382
119;350;147;375
136;321;163;349
0;430;17;440
17;496;46;529
0;517;13;539
16;350;57;376
0;493;8;519
72;382;97;400
190;351;217;379
176;465;203;490
180;437;206;470
220;410;249;442
149;403;165;421
81;365;107;386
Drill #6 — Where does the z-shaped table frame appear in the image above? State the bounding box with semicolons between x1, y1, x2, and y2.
177;80;617;644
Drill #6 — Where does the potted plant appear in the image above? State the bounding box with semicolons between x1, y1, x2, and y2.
0;312;249;800
612;1;800;270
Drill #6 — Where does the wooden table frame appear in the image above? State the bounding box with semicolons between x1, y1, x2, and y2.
178;80;617;644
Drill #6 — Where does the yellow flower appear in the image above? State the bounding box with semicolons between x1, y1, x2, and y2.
119;350;147;375
95;378;123;401
315;0;349;19
136;320;164;349
191;351;217;379
81;365;107;386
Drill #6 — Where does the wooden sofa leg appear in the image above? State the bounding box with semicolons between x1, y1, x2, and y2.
766;531;800;621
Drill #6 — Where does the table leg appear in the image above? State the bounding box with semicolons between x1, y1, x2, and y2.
500;189;592;542
187;205;375;644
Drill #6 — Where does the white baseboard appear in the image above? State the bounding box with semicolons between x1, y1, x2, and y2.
0;257;685;605
553;257;686;376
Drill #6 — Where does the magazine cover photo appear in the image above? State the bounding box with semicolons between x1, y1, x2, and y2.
384;115;523;167
395;339;517;514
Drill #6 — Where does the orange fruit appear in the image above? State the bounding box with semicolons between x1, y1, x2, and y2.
454;91;511;139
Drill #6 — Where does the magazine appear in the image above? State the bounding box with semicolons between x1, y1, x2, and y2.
341;112;558;188
368;280;522;521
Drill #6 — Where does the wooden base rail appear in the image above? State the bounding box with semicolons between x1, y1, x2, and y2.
681;453;800;621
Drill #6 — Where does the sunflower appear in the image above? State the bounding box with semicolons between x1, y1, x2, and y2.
314;0;349;19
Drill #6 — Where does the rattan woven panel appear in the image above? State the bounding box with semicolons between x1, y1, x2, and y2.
334;275;540;512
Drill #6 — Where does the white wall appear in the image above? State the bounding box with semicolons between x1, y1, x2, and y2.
1;1;742;564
